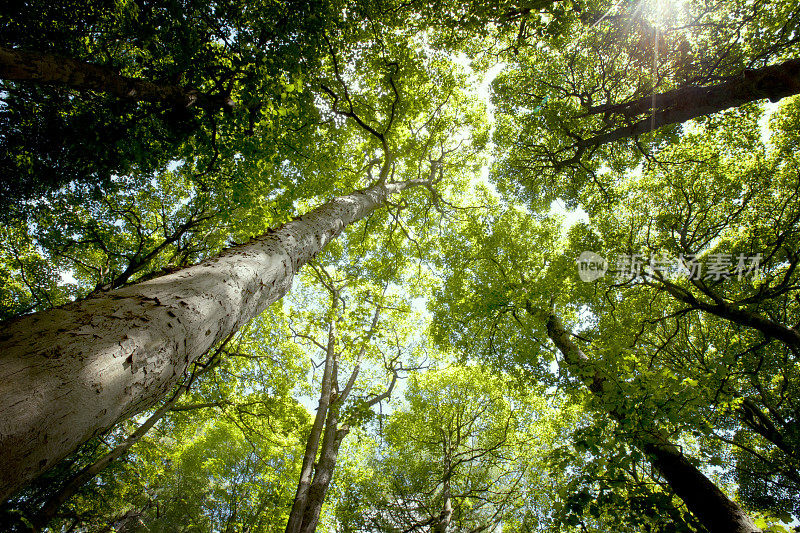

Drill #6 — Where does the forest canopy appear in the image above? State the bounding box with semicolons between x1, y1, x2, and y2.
0;0;799;531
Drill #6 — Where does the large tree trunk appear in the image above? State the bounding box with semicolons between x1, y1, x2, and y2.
0;45;234;111
545;313;761;533
29;382;186;531
28;348;220;531
0;179;421;501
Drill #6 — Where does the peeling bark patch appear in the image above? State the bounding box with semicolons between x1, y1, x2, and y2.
40;347;61;359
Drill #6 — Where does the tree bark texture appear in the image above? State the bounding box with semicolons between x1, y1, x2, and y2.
28;350;220;531
30;376;189;530
0;180;418;501
545;313;761;533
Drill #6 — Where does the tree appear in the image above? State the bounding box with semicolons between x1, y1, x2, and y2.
331;365;548;532
545;311;760;532
284;264;415;533
491;0;800;209
0;26;484;499
429;200;767;531
554;100;800;520
0;177;420;501
0;306;310;532
0;0;333;210
1;0;798;528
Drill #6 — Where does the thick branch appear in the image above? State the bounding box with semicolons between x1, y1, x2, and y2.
588;59;800;119
652;277;800;349
581;59;800;149
739;398;800;462
0;45;235;112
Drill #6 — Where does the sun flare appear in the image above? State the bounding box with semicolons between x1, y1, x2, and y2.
641;0;690;28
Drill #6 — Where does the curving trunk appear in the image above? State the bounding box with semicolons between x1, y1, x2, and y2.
432;487;453;533
582;58;800;150
0;179;421;501
545;313;761;533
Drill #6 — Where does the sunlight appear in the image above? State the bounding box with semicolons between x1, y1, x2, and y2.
641;0;689;28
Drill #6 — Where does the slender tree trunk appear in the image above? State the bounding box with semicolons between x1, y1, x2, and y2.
285;310;338;533
298;402;348;533
288;288;386;533
544;312;761;533
0;179;423;501
0;45;234;111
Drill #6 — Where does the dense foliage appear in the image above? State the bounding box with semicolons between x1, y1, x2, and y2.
0;0;798;531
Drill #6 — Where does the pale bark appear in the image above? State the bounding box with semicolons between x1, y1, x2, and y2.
29;384;181;531
433;449;453;533
432;496;453;533
28;346;222;531
295;367;398;533
544;312;761;533
0;179;422;501
0;45;234;111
